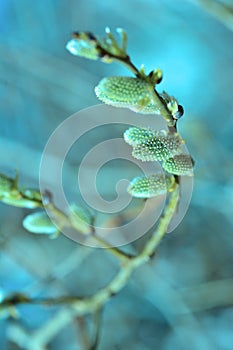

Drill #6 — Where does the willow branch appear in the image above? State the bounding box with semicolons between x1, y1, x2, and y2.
1;184;179;314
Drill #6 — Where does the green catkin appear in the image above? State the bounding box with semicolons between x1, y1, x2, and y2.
22;211;57;235
131;131;183;162
123;127;156;146
127;174;175;198
95;77;160;114
162;155;194;176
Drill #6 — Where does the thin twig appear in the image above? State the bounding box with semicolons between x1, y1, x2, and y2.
90;308;102;350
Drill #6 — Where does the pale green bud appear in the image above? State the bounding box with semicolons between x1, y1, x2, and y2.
127;173;175;198
66;29;128;63
162;155;194;176
148;69;163;85
69;204;93;234
22;211;58;235
131;131;183;162
66;32;102;61
95;77;160;114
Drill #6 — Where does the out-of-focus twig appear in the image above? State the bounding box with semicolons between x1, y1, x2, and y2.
3;184;180;349
132;266;223;350
191;0;233;31
180;278;233;313
90;308;102;350
76;316;91;350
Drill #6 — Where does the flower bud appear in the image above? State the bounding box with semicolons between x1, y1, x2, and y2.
95;77;160;114
131;131;183;162
123;127;156;146
162;155;194;176
23;211;57;235
66;32;102;60
127;173;175;198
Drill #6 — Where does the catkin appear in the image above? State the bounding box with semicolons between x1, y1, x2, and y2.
162;155;194;176
23;212;57;235
95;77;160;114
131;131;183;162
124;127;156;146
127;173;175;198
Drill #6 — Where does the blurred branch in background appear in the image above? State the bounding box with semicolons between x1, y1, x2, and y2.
1;184;180;350
191;0;233;31
5;277;233;350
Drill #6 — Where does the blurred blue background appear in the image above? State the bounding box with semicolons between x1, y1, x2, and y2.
0;0;233;349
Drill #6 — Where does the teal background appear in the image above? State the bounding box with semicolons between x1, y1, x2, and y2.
0;1;233;349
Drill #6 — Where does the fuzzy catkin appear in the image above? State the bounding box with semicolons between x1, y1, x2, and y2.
95;77;160;114
127;174;175;198
162;155;193;176
124;127;156;146
23;212;57;235
131;131;183;162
